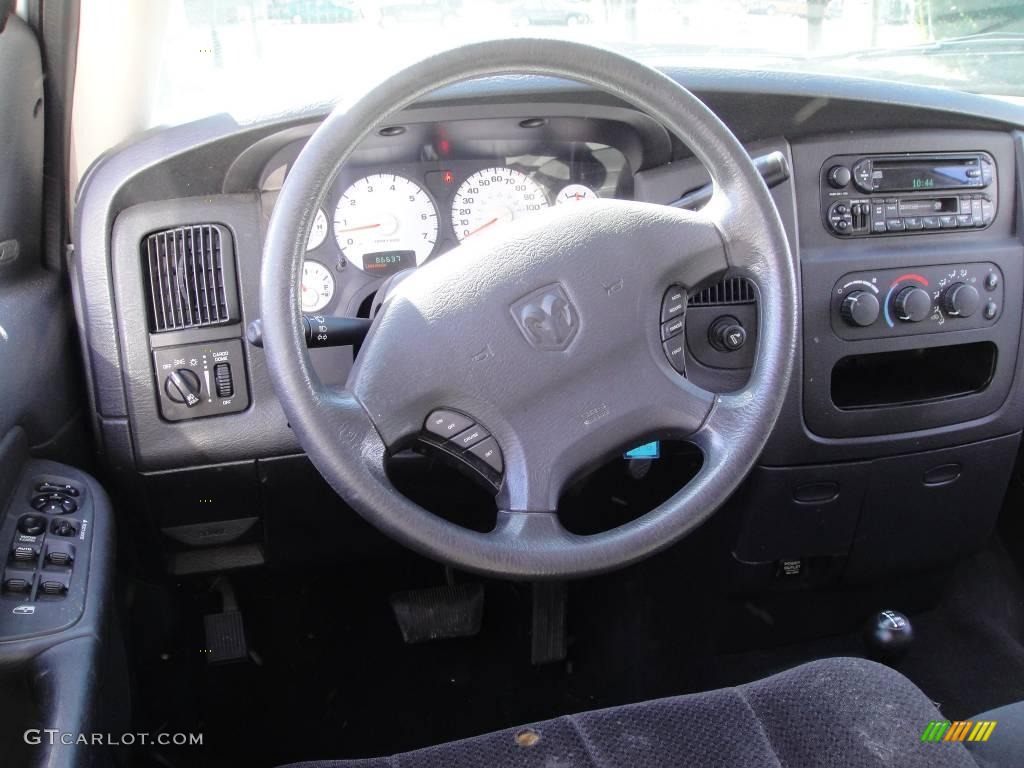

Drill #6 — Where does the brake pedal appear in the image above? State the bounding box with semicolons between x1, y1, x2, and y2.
203;578;248;664
390;583;484;643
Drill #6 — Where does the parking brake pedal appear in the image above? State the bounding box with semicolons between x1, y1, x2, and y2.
390;583;484;643
203;578;248;664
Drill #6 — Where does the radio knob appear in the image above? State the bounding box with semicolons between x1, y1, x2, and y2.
942;282;980;318
893;286;932;323
828;165;852;189
840;290;880;327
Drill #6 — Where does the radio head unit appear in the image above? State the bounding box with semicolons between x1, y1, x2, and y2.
821;152;996;238
852;153;992;193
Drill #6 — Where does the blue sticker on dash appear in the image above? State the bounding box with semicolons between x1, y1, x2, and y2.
625;441;660;460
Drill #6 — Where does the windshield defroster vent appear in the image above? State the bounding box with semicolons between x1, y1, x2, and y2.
143;224;238;333
689;277;756;307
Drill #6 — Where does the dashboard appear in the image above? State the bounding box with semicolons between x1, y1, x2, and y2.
258;117;637;316
72;67;1024;586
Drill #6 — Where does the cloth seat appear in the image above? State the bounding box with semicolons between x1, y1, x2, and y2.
285;657;985;767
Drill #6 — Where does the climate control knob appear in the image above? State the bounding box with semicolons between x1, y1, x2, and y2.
840;290;880;327
941;282;980;318
893;286;932;323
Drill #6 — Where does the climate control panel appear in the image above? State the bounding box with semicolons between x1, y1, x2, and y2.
831;262;1003;340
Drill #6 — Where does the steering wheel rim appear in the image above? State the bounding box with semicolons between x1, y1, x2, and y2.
260;38;798;579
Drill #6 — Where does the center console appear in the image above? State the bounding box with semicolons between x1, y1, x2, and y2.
732;129;1024;589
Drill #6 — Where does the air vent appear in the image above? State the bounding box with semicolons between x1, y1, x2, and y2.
143;225;238;333
689;277;756;307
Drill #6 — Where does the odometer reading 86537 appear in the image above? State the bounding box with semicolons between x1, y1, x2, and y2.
451;167;549;242
333;173;438;272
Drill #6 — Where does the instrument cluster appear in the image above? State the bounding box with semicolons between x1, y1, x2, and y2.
288;142;633;314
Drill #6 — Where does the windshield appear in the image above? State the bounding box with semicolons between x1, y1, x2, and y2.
128;0;1024;128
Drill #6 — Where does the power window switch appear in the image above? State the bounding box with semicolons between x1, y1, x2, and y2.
39;579;69;597
44;543;74;568
3;576;32;595
12;544;39;564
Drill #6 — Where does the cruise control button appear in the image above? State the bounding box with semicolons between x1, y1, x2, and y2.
425;410;474;439
468;437;503;474
662;338;686;374
452;425;489;450
660;317;685;341
661;287;686;323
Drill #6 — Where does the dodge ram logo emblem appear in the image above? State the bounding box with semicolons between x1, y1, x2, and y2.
511;283;579;351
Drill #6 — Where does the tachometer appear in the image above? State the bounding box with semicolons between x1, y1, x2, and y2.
300;260;335;312
333;173;438;272
451;167;549;242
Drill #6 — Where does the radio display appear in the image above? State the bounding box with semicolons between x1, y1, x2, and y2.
873;157;982;192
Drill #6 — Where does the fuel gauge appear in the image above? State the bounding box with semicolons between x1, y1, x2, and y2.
300;260;335;313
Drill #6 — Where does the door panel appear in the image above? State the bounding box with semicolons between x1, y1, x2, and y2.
0;9;82;459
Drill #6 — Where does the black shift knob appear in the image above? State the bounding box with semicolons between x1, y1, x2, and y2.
864;610;913;663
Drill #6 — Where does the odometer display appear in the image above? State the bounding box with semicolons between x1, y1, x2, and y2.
333;173;438;271
362;250;416;276
451;167;549;242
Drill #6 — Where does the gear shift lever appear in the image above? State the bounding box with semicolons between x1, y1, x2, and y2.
864;610;914;663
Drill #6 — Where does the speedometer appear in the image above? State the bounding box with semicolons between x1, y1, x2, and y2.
451;167;549;242
333;173;438;272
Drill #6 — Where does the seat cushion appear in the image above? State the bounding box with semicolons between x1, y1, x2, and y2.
963;701;1024;768
284;657;977;767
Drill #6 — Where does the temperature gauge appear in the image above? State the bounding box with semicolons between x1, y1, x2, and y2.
306;208;329;251
556;184;597;205
300;260;335;312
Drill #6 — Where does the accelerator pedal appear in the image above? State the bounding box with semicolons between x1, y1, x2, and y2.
390;583;484;643
203;578;249;664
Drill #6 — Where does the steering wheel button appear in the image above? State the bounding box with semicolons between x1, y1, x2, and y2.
662;339;686;374
660;317;685;341
452;425;489;450
661;287;686;322
425;409;474;439
468;437;503;474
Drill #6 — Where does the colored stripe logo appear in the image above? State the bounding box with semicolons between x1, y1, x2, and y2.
921;721;997;742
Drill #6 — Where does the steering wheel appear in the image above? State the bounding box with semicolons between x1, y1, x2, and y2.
260;39;798;579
